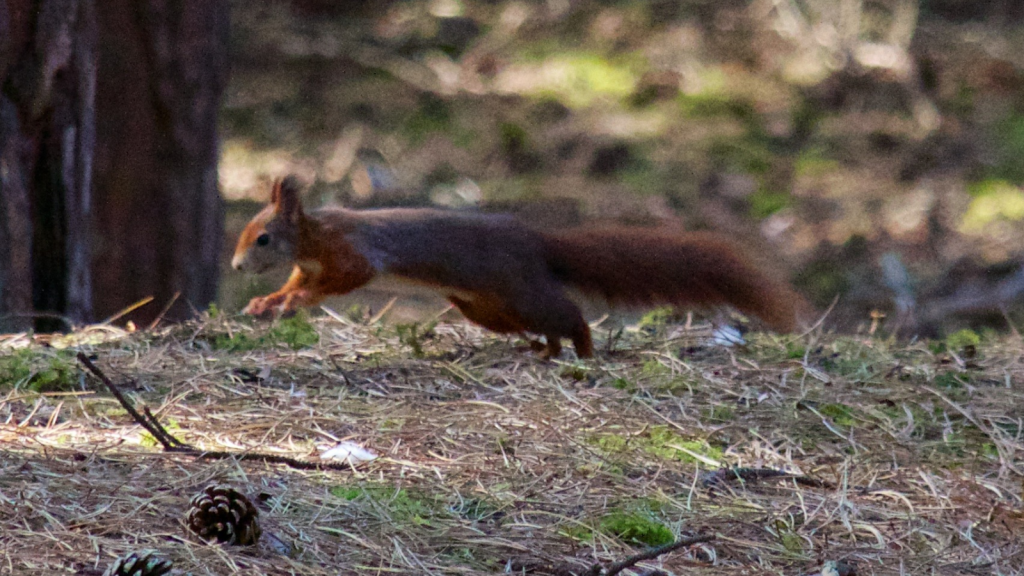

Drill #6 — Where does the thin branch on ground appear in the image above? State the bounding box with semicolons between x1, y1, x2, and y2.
77;352;187;450
77;352;353;472
701;467;832;489
183;449;355;471
587;534;716;576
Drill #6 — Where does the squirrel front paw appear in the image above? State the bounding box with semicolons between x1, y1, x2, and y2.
242;295;280;317
242;290;312;318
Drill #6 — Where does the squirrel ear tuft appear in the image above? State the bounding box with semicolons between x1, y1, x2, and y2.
270;178;281;204
272;175;304;221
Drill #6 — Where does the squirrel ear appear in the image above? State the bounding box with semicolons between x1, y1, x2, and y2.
272;175;304;222
270;178;282;204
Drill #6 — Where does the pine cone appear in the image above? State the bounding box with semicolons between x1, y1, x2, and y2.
102;550;173;576
186;484;261;545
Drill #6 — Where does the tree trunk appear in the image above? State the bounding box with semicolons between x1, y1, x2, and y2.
92;0;228;326
0;0;97;332
0;0;227;332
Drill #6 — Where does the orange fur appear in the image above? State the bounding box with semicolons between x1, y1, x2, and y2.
232;178;376;317
233;177;805;357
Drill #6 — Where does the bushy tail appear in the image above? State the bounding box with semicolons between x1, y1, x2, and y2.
541;227;805;332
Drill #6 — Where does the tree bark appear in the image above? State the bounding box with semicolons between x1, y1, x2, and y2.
92;0;228;325
0;0;97;332
0;0;227;332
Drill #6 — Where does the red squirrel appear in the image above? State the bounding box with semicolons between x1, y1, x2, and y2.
232;176;806;357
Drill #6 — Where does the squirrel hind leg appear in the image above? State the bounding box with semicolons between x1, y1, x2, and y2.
509;286;593;359
569;324;593;358
448;295;526;334
450;290;592;358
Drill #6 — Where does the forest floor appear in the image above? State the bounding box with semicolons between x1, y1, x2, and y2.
2;312;1024;575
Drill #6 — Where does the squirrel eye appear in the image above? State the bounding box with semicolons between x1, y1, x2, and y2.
256;233;270;247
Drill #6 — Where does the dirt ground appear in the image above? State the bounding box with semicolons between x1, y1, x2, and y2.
2;314;1023;575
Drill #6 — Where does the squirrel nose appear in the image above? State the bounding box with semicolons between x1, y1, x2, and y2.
231;254;244;271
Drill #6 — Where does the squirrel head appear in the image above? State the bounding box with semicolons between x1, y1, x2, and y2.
232;176;305;273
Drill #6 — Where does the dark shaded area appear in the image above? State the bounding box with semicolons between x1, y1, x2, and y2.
0;0;96;332
90;0;228;326
1;0;227;332
922;0;1024;23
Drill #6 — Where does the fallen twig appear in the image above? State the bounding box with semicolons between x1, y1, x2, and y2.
142;406;186;448
701;467;832;489
184;449;354;471
587;534;716;576
77;352;186;450
77;352;353;472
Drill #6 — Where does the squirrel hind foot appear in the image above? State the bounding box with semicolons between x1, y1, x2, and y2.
539;337;563;360
538;332;593;360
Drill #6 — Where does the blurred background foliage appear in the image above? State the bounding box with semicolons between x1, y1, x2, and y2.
219;0;1024;336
